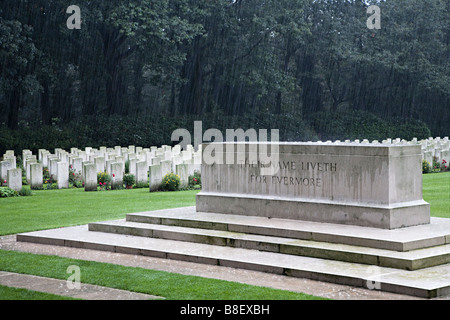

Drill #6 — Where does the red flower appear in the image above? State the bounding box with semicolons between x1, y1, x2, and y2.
113;174;115;177
3;180;6;184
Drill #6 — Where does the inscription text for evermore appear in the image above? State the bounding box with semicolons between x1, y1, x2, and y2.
240;159;337;188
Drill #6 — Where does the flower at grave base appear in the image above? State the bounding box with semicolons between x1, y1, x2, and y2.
113;174;115;177
3;180;6;184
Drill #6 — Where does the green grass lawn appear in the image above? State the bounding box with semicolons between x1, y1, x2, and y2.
422;172;450;219
0;173;448;300
0;285;78;300
0;250;320;300
0;188;199;236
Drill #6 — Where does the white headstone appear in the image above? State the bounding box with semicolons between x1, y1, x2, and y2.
149;165;162;192
176;163;194;188
135;161;148;185
128;158;137;176
57;162;69;189
160;160;172;178
49;157;59;179
3;155;16;169
26;159;38;185
72;158;83;174
83;163;97;191
7;168;22;192
95;156;105;173
30;162;43;190
0;159;15;182
110;162;123;189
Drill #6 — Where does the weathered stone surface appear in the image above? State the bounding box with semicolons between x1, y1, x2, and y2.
135;161;148;185
197;142;430;229
149;165;162;192
0;159;15;183
57;162;69;189
30;162;43;190
7;168;22;191
110;162;123;189
83;163;97;191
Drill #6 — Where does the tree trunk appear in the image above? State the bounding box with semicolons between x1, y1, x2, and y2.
40;81;51;125
7;88;20;130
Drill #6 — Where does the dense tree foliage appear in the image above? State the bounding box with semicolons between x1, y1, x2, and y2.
0;0;448;153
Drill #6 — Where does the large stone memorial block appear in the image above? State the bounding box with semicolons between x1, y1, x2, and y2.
197;142;430;229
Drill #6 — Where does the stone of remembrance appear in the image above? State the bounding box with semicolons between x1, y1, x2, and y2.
197;142;430;229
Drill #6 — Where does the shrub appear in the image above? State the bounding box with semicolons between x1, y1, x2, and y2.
188;171;201;189
18;187;32;196
72;180;83;188
422;160;432;174
97;172;112;190
441;159;448;172
432;156;441;173
0;187;18;198
45;183;57;190
135;182;149;188
43;167;50;180
161;173;180;191
69;165;81;185
123;174;135;187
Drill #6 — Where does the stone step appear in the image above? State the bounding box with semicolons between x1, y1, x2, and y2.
16;224;450;299
125;207;450;252
88;219;450;271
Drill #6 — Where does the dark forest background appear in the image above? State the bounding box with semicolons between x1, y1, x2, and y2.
0;0;448;154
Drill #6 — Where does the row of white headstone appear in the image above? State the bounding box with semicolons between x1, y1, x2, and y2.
0;136;448;192
0;144;202;192
309;136;449;165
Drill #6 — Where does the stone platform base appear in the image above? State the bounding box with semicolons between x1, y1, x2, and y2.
196;193;431;229
17;207;450;298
